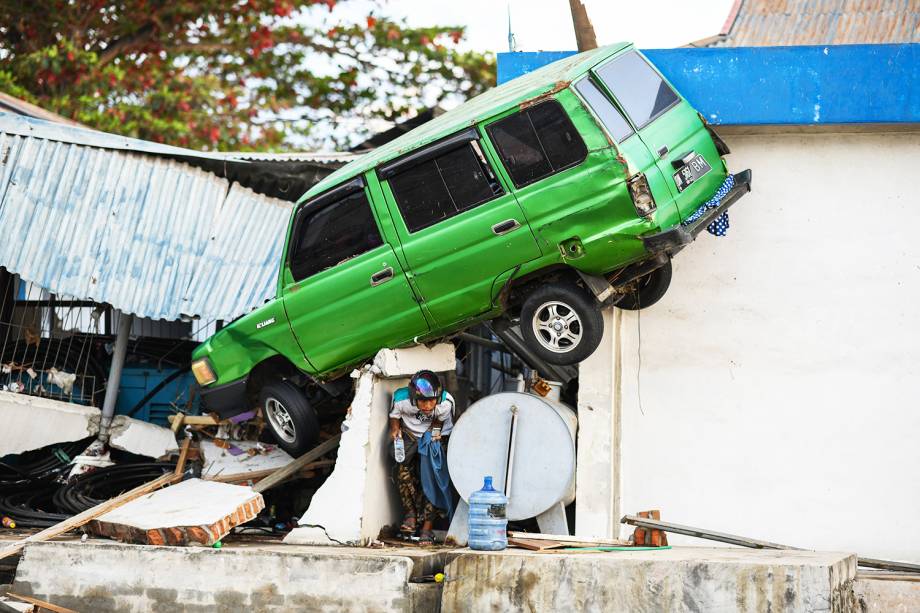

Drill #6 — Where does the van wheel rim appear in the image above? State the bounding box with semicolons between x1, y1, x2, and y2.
532;301;582;353
265;398;296;443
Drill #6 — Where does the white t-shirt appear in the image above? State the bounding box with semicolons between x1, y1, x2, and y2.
389;387;455;437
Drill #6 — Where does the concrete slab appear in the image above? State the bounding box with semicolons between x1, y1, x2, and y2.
106;415;177;459
854;572;920;613
13;540;451;612
373;343;455;378
89;479;264;546
0;391;98;456
200;440;293;479
440;547;858;612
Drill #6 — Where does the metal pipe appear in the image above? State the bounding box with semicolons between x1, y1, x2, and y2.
457;332;506;353
504;405;518;499
621;514;920;574
97;311;132;442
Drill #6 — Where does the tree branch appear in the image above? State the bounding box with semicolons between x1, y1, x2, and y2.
97;22;157;66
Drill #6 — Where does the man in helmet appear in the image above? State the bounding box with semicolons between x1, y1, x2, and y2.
388;370;455;545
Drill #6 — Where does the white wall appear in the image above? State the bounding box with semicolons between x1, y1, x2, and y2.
612;130;920;562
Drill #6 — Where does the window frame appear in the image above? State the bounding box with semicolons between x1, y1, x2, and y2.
378;130;506;234
572;75;636;144
485;98;589;190
591;50;682;132
285;176;385;282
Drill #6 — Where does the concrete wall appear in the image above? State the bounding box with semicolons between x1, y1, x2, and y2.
14;540;447;612
441;547;857;612
609;129;920;562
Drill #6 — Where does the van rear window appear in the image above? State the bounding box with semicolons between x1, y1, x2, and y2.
595;50;679;129
487;100;588;188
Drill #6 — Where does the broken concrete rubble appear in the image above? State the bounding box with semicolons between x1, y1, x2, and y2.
105;415;178;460
89;478;264;546
373;343;456;379
0;390;98;456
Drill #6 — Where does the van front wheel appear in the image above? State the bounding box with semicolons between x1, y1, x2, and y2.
259;382;319;456
520;283;604;365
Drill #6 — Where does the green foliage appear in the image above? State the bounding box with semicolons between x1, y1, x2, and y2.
0;1;495;150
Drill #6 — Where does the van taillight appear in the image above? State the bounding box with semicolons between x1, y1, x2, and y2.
627;173;656;218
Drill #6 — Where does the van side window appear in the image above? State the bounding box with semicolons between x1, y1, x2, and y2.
487;100;588;188
574;78;634;142
388;141;501;233
288;189;383;281
595;50;679;129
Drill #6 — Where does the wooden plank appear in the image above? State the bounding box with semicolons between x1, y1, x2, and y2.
508;537;567;551
174;437;191;477
209;460;336;484
507;531;629;547
7;592;78;613
253;435;341;494
168;414;219;427
170;413;184;433
0;472;179;561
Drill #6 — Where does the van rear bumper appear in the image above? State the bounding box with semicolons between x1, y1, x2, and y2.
642;169;752;255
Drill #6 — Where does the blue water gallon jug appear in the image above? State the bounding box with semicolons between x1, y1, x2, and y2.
468;476;508;551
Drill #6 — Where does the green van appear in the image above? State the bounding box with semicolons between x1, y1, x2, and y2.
192;43;751;454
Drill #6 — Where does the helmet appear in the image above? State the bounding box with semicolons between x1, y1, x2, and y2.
409;370;442;405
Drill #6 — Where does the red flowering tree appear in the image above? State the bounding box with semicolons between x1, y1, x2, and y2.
0;1;495;150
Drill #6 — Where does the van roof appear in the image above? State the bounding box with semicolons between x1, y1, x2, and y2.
298;42;631;203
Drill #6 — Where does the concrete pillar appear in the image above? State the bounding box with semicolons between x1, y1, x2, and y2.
574;307;620;539
97;311;132;442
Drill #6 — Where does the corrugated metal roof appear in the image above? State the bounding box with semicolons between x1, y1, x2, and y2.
0;113;353;170
0;120;294;323
708;0;920;47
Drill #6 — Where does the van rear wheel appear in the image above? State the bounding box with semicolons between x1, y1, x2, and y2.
259;382;319;456
614;259;672;310
520;282;603;365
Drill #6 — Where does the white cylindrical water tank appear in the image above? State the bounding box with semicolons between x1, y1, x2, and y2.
447;392;576;522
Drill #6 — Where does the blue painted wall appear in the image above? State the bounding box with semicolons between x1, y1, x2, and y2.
116;367;200;426
497;44;919;125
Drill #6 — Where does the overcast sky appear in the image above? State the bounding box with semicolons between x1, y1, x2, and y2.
378;0;737;51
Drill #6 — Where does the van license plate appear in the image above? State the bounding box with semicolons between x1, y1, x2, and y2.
673;154;711;192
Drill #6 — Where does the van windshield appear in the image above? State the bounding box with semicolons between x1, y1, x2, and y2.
594;51;679;129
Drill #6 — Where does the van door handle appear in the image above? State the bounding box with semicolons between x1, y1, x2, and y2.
491;219;521;235
370;267;394;286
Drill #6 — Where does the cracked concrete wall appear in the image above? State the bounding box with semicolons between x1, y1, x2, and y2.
286;344;455;546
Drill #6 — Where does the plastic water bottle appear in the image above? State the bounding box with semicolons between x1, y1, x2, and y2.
468;476;507;551
394;434;406;463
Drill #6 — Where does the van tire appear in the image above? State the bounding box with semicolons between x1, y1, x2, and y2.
520;282;604;365
614;259;672;310
259;381;319;456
